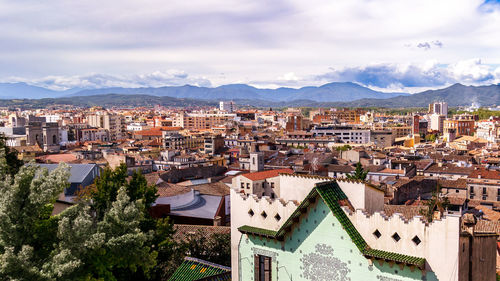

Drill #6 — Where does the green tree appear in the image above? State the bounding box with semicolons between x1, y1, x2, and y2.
419;184;450;222
335;145;352;152
82;164;179;281
183;232;231;267
0;135;24;177
85;164;158;220
0;161;70;281
346;162;368;181
425;134;437;142
152;219;183;280
0;159;162;281
46;188;157;281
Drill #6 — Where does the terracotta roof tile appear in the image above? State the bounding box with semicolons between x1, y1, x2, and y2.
475;205;500;222
383;205;427;220
474;220;500;234
468;169;500;180
242;168;294;181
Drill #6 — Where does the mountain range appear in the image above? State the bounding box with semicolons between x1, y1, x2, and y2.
0;82;406;102
0;82;498;108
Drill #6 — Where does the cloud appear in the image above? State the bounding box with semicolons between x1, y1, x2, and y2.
313;59;500;89
413;40;443;50
0;0;499;90
447;59;495;82
4;70;212;91
417;42;432;50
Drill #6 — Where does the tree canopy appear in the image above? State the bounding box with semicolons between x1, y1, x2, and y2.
0;158;230;281
346;162;368;181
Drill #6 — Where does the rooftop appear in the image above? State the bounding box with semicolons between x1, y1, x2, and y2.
242;168;294;181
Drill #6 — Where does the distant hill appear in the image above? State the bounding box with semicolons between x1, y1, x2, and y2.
68;82;407;102
0;94;217;109
0;82;82;99
0;82;499;108
0;83;60;99
336;83;500;107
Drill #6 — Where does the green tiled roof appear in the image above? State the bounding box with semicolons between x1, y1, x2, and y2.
238;225;277;238
239;181;426;269
168;257;231;281
363;249;425;267
316;182;367;252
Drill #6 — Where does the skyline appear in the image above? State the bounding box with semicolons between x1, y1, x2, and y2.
1;0;500;92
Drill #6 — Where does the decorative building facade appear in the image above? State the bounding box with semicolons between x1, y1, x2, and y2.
230;174;496;281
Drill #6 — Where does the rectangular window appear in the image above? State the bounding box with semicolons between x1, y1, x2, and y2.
254;255;271;281
483;187;487;195
271;182;275;188
246;183;250;189
241;183;244;189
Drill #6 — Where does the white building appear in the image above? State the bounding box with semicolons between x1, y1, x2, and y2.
126;122;148;131
429;101;448;116
219;101;235;113
230;173;486;281
430;114;445;133
311;126;371;144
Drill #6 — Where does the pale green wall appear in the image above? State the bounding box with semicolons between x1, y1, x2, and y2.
238;199;438;281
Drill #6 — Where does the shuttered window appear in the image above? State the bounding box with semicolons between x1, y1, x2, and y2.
254;254;271;281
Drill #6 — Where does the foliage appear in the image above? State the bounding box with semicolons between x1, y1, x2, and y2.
0;135;24;177
335;144;352;152
0;159;163;281
455;108;499;120
419;185;450;222
182;232;231;267
0;161;70;281
0;94;217;109
152;219;184;280
300;107;315;118
84;164;158;220
46;188;157;281
425;134;437;142
346;162;368;181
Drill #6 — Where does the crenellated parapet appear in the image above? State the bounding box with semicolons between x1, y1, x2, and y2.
345;207;461;275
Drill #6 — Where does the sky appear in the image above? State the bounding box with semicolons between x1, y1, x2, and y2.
0;0;499;93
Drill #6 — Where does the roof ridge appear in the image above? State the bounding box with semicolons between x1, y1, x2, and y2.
184;257;231;271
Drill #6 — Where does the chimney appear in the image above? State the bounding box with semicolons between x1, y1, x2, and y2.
213;216;222;226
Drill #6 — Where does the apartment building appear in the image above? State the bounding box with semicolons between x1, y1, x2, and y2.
311;126;371;144
163;134;204;150
467;168;500;202
428;101;448;116
219;101;235;113
173;112;236;130
203;135;225;155
430;114;446;133
389;125;412;138
87;113;125;141
444;114;476;137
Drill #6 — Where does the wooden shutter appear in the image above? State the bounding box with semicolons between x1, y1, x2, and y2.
254;255;259;281
264;256;271;281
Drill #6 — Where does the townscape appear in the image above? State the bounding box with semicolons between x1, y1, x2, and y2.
0;99;499;280
2;0;500;280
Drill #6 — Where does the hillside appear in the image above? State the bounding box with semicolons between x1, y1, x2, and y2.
338;84;500;107
0;94;216;109
67;82;406;102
